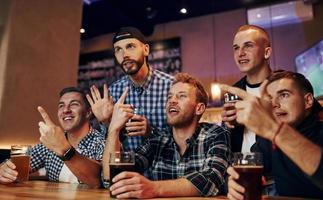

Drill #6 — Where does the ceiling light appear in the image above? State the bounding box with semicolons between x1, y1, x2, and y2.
180;7;187;14
80;28;85;33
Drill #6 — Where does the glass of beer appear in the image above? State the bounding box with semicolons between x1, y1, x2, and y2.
109;151;135;198
10;145;31;182
232;152;263;200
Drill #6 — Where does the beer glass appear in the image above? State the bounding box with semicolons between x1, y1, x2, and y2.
10;145;31;182
109;151;135;198
232;152;263;200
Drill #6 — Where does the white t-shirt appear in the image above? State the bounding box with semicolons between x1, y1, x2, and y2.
241;85;260;153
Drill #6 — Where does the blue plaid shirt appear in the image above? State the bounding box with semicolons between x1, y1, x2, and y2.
109;68;174;151
28;128;105;182
135;123;231;196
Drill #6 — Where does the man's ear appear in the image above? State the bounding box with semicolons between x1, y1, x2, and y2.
143;44;150;57
195;103;206;116
304;93;314;110
264;47;272;60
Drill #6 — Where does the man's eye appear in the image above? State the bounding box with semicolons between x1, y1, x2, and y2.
280;93;289;99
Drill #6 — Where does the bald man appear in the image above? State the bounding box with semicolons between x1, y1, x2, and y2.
221;25;273;153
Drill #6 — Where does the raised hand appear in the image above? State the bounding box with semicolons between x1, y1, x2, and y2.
108;88;134;133
219;84;275;140
86;84;114;125
0;160;17;184
37;106;70;156
110;171;158;199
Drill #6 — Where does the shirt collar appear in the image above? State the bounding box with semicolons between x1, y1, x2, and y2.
128;67;153;93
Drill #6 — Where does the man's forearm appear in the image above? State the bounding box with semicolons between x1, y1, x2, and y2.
154;178;200;197
275;123;322;176
64;153;101;188
102;128;121;180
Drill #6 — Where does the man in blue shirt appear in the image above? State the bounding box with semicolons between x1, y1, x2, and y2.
87;27;174;151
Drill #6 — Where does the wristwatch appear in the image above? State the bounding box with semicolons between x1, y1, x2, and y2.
59;146;76;161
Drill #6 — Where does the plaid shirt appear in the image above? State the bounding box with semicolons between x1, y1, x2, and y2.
28;128;105;182
135;123;231;196
109;68;174;151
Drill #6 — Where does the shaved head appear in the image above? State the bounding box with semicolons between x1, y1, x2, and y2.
235;25;270;48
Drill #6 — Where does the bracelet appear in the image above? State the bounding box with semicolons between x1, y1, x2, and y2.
272;122;284;150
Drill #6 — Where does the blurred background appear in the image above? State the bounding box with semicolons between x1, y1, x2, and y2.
0;0;322;154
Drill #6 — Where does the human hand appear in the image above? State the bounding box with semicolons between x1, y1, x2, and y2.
86;84;114;126
108;88;134;133
227;166;245;200
220;83;276;140
110;171;158;199
221;102;238;129
37;106;70;156
125;115;150;137
0;160;18;184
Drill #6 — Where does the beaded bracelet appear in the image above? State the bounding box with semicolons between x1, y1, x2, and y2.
272;122;284;150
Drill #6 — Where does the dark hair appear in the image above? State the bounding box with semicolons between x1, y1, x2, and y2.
236;25;271;48
59;87;90;109
267;70;314;94
173;73;208;106
267;70;322;113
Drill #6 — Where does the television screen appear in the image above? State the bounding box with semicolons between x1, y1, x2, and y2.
295;39;323;98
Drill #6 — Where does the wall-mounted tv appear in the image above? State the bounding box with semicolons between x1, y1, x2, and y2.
295;39;323;98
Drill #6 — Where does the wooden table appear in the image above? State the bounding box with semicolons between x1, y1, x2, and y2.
0;180;311;200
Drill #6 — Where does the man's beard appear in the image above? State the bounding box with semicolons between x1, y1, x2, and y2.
120;58;144;75
167;111;195;128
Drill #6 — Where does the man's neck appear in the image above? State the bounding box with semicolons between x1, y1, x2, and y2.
172;121;199;155
67;122;91;147
246;64;271;84
129;63;149;86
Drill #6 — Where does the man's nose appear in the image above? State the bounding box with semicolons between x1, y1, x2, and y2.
238;48;246;57
272;98;280;109
63;105;71;113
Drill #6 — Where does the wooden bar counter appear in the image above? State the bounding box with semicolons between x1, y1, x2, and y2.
0;180;311;200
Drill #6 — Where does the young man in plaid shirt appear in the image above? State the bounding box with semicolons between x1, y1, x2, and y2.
104;73;231;198
0;87;105;188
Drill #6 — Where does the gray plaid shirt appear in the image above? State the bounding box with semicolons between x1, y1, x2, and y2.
135;123;231;196
28;128;105;182
109;67;174;151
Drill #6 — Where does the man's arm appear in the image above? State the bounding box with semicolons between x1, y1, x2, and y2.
110;172;200;198
268;122;322;176
102;88;132;180
37;106;102;188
